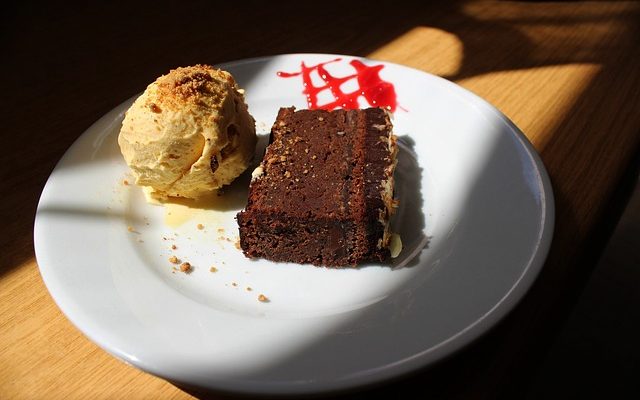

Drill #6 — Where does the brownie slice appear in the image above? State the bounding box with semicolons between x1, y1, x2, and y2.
236;107;398;267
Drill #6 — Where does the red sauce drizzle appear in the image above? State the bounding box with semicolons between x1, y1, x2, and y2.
277;58;401;112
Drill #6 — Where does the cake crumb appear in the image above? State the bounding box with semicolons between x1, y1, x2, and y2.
127;226;135;232
231;282;238;287
258;294;269;303
217;228;225;233
169;255;179;264
234;239;241;250
171;244;177;250
197;223;204;230
180;262;192;273
210;266;218;273
123;179;129;185
246;287;252;291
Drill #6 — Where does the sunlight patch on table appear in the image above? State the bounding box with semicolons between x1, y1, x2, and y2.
368;27;463;78
458;63;601;151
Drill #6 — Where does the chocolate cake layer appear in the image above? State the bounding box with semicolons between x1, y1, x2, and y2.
236;107;397;267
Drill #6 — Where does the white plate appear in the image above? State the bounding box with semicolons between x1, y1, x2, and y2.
35;54;554;395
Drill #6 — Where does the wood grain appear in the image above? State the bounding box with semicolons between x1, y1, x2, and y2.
2;1;639;399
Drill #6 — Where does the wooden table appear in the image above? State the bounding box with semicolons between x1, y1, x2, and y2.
2;1;639;398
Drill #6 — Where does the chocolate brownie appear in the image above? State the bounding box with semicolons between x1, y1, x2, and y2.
236;107;398;267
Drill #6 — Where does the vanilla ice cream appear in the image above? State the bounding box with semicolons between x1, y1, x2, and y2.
118;65;257;201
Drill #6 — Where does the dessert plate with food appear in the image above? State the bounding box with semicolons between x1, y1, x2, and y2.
34;54;554;395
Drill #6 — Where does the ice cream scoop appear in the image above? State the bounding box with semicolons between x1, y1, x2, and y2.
118;65;257;201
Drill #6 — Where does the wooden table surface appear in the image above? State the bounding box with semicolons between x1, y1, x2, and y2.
2;1;639;398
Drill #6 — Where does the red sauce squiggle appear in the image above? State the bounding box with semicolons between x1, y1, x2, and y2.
277;58;402;112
